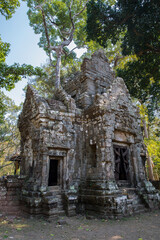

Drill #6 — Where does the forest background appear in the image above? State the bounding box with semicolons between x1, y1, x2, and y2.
0;0;159;180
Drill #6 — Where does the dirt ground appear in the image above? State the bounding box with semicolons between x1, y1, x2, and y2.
0;211;160;240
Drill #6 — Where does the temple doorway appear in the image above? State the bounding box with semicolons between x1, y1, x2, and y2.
48;159;59;186
113;145;130;181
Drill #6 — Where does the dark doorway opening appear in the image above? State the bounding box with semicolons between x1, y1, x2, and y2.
113;145;129;181
89;144;97;167
48;159;59;186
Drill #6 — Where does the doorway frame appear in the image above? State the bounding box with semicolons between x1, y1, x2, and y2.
113;144;130;182
48;157;63;187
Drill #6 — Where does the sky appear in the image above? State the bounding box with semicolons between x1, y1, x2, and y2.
1;1;85;105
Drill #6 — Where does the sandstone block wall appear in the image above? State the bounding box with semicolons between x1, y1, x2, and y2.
0;176;24;216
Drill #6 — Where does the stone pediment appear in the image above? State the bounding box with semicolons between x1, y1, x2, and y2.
18;85;49;126
108;77;138;114
92;77;138;115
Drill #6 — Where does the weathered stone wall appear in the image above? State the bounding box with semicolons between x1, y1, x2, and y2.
18;86;82;216
77;76;155;217
0;176;24;216
78;77;145;184
64;50;114;109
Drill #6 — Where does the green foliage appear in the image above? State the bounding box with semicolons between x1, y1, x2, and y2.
117;56;160;121
0;93;21;176
0;91;6;124
24;0;100;62
87;0;160;56
29;63;56;97
0;0;20;19
87;0;160;115
0;36;10;63
0;33;45;92
0;62;46;91
138;103;160;179
145;117;160;178
25;0;87;53
145;137;160;178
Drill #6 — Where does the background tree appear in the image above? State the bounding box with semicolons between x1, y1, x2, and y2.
0;93;21;176
138;103;160;180
145;118;160;180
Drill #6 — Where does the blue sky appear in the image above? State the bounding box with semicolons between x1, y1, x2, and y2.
1;1;85;105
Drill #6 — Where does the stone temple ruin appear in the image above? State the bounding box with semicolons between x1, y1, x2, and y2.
18;50;159;218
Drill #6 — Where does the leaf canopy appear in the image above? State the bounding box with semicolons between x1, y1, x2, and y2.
0;0;20;19
25;0;89;56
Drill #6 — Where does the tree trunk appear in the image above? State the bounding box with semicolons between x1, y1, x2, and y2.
142;118;154;180
55;47;62;89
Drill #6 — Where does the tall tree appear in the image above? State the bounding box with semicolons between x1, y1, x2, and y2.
24;0;90;88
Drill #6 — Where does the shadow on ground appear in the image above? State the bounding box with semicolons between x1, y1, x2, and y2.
0;211;160;240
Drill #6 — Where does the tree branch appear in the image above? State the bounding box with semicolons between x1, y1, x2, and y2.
73;0;89;19
70;0;74;10
68;0;74;29
0;162;14;170
63;46;78;59
36;5;53;65
61;28;75;47
114;55;124;67
48;17;66;41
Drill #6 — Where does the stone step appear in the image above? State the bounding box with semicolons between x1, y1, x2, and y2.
44;191;62;197
119;187;147;212
44;193;63;199
127;193;139;200
44;193;62;199
127;198;142;205
117;180;131;188
134;203;145;210
120;187;137;193
43;196;63;205
80;189;107;196
43;209;65;216
133;204;147;214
